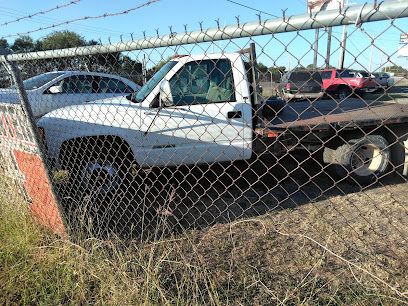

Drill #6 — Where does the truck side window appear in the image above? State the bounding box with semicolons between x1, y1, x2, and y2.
169;59;235;106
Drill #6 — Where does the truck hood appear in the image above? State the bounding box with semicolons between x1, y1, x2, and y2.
37;97;144;159
39;96;139;123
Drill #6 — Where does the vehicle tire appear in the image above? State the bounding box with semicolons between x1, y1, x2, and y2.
330;135;390;185
337;86;351;100
375;86;384;93
70;146;131;199
58;139;138;236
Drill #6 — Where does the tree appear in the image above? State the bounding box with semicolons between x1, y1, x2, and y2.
11;35;35;53
257;62;268;73
119;55;144;84
292;65;306;71
7;30;145;85
306;63;336;70
38;30;87;50
0;39;8;49
382;65;407;76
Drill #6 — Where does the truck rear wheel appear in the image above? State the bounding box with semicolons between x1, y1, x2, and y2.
329;135;390;185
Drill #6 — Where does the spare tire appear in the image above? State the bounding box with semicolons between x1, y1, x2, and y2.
330;135;390;185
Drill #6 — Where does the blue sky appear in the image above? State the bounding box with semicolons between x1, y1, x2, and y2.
0;0;406;71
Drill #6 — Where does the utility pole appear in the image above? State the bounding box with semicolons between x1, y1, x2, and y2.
338;24;348;69
142;54;147;85
338;0;349;69
369;44;374;72
313;29;320;69
325;27;332;68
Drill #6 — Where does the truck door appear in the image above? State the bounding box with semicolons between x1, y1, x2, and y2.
141;58;253;167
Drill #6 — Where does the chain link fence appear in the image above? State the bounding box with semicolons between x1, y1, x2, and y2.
1;1;408;303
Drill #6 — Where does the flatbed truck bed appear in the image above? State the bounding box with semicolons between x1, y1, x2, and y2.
260;99;408;134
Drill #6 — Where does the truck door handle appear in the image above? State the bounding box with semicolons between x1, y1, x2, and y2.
227;111;242;119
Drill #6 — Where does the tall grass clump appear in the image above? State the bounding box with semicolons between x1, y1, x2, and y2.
1;176;407;305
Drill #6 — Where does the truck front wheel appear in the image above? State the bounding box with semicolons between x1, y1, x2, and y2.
58;138;141;236
326;135;390;185
59;138;136;200
78;155;125;197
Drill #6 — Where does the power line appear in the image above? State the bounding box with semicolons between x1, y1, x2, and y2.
0;7;126;38
1;0;81;27
226;0;279;18
1;0;160;39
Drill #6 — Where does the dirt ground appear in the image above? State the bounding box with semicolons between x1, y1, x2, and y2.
186;180;408;304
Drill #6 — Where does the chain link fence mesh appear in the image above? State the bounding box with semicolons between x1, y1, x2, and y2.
1;1;408;302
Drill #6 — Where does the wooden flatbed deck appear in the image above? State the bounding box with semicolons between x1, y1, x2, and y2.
264;99;408;132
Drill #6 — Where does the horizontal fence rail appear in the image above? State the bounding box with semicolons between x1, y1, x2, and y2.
0;1;406;61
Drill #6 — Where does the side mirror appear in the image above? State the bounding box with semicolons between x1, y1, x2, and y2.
159;79;174;107
48;85;63;94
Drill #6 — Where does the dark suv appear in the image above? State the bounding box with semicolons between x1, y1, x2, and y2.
278;70;324;101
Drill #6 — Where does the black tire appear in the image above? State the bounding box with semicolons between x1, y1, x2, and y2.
337;86;351;100
58;139;141;237
330;135;390;185
66;145;131;200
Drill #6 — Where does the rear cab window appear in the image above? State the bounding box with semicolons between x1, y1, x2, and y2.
320;71;333;80
99;77;131;93
336;70;356;78
289;71;322;84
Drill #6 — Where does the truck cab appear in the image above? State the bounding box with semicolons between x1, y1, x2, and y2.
131;52;255;166
38;50;263;169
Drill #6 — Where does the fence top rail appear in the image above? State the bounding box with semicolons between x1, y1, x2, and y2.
0;0;407;62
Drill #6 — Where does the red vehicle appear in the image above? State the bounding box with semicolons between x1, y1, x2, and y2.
319;69;377;100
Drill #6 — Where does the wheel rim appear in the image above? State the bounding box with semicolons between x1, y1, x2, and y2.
81;160;121;194
350;144;384;177
339;89;348;100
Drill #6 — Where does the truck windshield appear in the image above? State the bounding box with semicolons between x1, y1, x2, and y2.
22;72;65;90
133;61;177;103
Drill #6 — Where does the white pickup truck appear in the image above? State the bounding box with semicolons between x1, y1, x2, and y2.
37;45;408;195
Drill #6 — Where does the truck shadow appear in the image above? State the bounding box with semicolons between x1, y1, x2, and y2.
57;153;408;240
162;155;407;234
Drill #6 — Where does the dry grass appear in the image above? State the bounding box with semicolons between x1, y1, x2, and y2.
1;176;408;305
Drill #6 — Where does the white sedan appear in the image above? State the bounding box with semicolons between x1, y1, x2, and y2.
0;71;141;118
